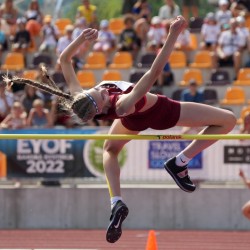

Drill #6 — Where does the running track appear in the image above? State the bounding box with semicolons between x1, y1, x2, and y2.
0;230;250;250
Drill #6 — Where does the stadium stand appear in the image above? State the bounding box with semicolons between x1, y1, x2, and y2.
77;70;96;88
189;50;214;69
0;0;249;129
220;86;246;105
83;52;106;69
51;71;66;85
203;88;219;105
102;70;122;81
55;18;72;36
233;68;250;86
1;52;25;71
171;88;183;101
129;71;145;83
22;69;39;80
169;51;187;68
137;53;156;68
179;68;203;86
189;33;198;50
189;17;203;33
109;51;133;69
207;69;231;86
109;18;125;35
31;52;53;68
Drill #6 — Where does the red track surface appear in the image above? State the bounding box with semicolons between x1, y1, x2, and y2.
0;230;250;250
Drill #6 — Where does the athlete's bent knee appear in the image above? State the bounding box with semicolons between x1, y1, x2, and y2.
103;140;122;156
224;111;237;132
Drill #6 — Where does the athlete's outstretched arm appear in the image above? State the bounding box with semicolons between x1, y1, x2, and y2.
116;16;187;114
59;28;98;95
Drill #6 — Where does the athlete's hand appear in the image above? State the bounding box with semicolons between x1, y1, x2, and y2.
169;16;187;34
82;28;98;42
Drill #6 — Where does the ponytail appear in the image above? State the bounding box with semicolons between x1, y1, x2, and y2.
3;66;73;109
2;65;97;122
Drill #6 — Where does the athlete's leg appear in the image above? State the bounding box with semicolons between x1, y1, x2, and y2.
164;102;236;192
242;201;250;220
103;119;139;243
103;119;139;198
176;102;236;158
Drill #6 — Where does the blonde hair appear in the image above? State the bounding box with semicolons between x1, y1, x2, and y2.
72;92;96;121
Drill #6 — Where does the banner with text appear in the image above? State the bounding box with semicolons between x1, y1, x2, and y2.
0;128;98;178
0;128;248;181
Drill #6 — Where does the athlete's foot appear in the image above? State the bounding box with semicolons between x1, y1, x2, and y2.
164;157;196;193
106;200;129;243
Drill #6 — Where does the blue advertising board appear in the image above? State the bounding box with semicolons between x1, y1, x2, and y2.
148;141;202;169
0;128;99;178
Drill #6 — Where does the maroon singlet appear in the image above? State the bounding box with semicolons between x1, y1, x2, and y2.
95;81;181;131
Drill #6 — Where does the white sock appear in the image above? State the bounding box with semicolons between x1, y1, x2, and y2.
175;152;191;167
111;196;122;209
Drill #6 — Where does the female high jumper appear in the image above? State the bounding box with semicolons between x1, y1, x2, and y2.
6;16;236;243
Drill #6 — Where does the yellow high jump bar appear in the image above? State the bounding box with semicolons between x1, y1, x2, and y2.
0;134;249;140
